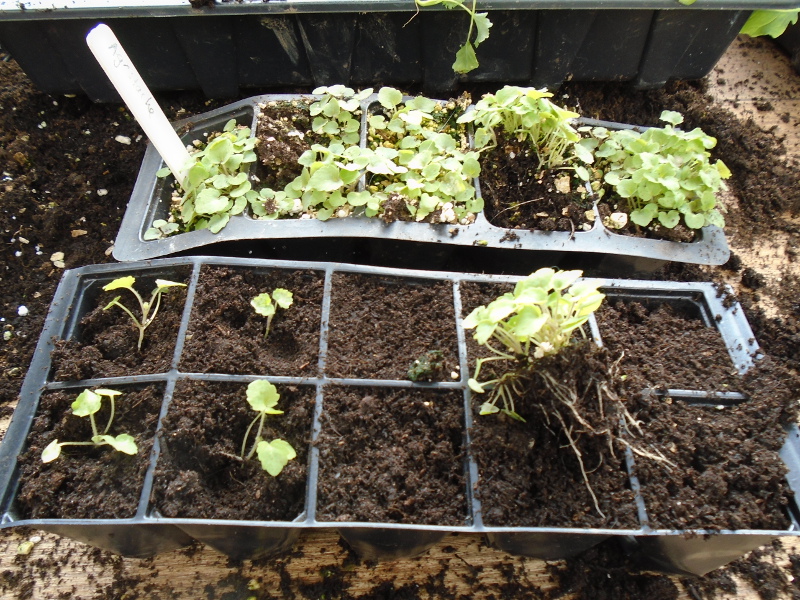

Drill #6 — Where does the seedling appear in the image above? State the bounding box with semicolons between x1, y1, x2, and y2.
250;288;294;339
240;380;296;476
463;269;672;516
458;86;589;173
463;268;604;420
102;276;186;351
149;119;258;237
365;87;482;223
594;110;730;230
414;0;492;74
41;388;138;463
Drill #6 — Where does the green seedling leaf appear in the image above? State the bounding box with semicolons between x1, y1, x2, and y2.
94;434;138;455
155;280;186;292
378;87;403;110
469;378;486;394
103;276;136;292
205;136;234;165
251;293;275;317
246;380;283;415
195;188;229;214
659;110;684;126
207;212;230;234
479;402;499;415
41;440;62;463
71;389;102;417
272;288;294;309
256;439;297;476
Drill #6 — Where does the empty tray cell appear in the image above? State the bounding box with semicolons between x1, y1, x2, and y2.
316;385;467;526
629;389;795;532
595;293;741;392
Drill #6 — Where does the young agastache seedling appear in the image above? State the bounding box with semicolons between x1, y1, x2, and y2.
41;389;138;463
250;288;294;339
240;380;297;476
102;276;186;351
462;268;605;420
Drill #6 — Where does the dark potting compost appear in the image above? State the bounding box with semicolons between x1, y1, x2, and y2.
325;273;459;381
315;386;466;525
179;267;324;376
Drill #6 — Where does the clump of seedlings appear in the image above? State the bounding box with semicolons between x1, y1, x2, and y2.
251;86;480;224
459;86;591;173
41;388;137;463
365;87;481;224
464;267;671;515
102;276;186;351
459;86;597;230
593;110;730;230
464;267;605;419
241;380;296;476
250;288;294;339
148;118;258;238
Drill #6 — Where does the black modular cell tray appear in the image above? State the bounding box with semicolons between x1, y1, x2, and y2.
0;256;797;575
0;1;794;99
113;95;731;273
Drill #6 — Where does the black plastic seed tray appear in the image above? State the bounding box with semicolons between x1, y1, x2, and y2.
0;257;795;573
1;1;788;100
113;95;731;273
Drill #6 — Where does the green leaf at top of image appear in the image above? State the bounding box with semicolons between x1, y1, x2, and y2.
741;9;799;38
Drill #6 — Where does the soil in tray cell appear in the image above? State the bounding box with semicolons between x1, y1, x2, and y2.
469;341;639;529
315;386;466;525
596;297;742;392
153;379;313;521
628;358;799;531
15;384;164;520
179;267;324;376
325;274;459;381
254;98;325;192
50;270;190;381
479;132;595;234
